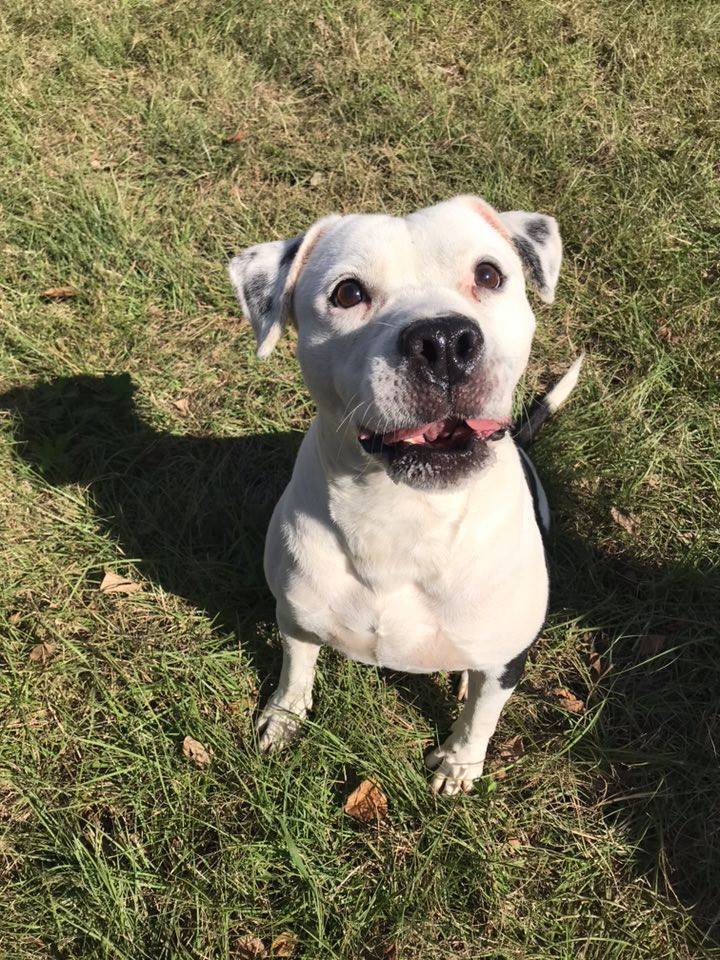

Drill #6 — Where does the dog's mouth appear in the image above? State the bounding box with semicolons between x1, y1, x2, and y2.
358;417;507;456
357;416;508;489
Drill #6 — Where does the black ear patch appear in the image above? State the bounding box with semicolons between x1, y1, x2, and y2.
525;218;550;244
243;271;274;318
280;233;303;269
512;235;546;293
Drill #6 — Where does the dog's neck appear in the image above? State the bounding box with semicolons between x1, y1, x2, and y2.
307;411;527;585
312;410;520;510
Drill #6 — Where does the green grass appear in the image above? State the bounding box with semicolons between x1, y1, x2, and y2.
1;1;719;957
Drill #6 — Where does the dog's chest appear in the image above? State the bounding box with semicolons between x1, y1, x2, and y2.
336;514;542;671
273;452;548;673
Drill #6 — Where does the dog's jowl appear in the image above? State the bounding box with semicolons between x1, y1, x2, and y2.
229;195;581;795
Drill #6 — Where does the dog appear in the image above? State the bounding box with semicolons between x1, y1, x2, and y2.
229;195;582;795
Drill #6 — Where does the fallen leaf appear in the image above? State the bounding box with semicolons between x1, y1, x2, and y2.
343;779;388;823
309;171;324;187
498;734;524;762
638;633;667;658
610;506;636;536
232;936;267;959
552;687;585;714
656;324;681;345
224;129;248;143
588;649;610;680
377;946;397;960
29;642;57;663
39;286;77;300
507;836;522;850
182;735;213;769
9;612;21;625
99;571;141;595
270;932;297;957
171;397;190;417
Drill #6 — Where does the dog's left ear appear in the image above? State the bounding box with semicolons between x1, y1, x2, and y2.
229;215;340;357
498;211;562;304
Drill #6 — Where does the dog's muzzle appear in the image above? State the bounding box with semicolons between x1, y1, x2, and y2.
354;313;505;490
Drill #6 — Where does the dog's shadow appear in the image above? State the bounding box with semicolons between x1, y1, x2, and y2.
2;373;719;940
0;373;296;667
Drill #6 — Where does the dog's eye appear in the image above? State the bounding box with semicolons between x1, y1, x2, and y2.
331;279;367;309
474;262;503;291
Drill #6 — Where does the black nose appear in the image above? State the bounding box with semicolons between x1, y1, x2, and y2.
398;315;483;387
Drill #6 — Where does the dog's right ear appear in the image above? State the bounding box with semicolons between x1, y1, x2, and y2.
228;215;339;358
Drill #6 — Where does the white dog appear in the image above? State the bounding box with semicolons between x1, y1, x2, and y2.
229;195;581;795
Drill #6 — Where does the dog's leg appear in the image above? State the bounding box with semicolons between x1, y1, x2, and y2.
256;634;321;752
425;669;516;795
456;670;469;701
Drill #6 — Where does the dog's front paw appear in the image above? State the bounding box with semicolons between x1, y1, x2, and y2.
255;695;309;753
425;746;484;796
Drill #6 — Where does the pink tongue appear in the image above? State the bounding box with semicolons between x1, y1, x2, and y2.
465;418;505;438
371;418;506;445
380;421;441;444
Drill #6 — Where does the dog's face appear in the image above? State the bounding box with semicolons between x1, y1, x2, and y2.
229;196;562;490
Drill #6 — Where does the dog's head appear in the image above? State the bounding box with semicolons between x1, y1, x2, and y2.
229;196;561;490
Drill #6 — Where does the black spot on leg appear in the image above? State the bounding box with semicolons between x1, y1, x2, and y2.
526;217;550;244
280;234;303;269
499;643;532;689
513;235;547;294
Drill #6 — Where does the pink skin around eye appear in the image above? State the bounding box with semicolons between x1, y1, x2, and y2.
460;276;477;300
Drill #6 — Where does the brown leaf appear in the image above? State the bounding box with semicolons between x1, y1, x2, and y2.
377;946;397;960
182;735;213;769
588;649;610;680
224;129;248;143
99;571;141;595
232;936;267;959
9;612;21;625
171;397;190;417
40;286;78;300
498;735;524;762
270;932;297;957
610;506;636;536
638;633;667;658
29;642;57;663
656;324;681;345
552;687;585;714
343;779;388;823
507;835;522;850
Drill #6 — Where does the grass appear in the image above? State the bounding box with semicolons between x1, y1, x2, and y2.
0;0;719;957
